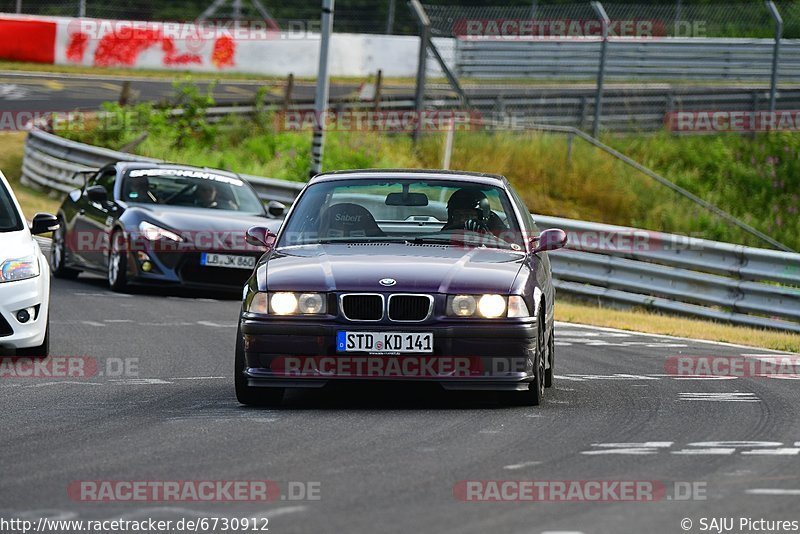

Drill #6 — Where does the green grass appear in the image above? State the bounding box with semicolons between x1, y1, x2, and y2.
57;92;799;251
0;132;61;219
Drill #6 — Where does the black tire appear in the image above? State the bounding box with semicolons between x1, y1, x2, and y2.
544;319;555;388
500;309;546;406
107;230;129;292
50;219;80;279
16;318;50;358
235;327;284;407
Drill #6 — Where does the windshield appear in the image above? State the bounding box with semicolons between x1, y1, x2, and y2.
278;178;525;250
121;169;265;215
0;180;23;233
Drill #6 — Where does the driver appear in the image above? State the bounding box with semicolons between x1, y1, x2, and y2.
194;182;237;210
441;188;507;235
195;182;220;208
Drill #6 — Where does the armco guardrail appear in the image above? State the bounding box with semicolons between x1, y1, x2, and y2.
534;215;800;333
20;127;800;333
456;38;800;82
21;128;303;204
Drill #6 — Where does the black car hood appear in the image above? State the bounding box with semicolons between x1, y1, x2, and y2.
260;243;526;294
127;205;281;251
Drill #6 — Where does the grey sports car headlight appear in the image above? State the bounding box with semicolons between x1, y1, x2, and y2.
138;221;183;242
0;256;40;283
446;294;530;318
248;292;327;315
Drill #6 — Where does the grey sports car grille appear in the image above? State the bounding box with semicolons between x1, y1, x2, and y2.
341;294;384;321
388;295;432;322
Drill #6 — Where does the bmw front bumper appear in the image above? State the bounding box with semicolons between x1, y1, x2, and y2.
239;318;539;391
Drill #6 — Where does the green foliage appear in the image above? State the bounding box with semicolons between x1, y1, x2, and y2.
63;89;797;250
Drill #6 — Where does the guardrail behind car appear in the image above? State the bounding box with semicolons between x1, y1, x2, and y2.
21;127;800;333
22;128;303;205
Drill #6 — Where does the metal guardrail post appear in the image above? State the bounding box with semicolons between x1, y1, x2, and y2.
766;0;783;113
591;1;610;138
310;0;334;178
409;0;430;143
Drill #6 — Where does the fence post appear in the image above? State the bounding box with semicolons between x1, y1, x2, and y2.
409;0;430;143
374;69;383;112
566;132;573;165
386;0;396;34
766;0;783;114
591;1;609;138
310;0;334;178
16;0;21;14
78;0;86;17
442;118;455;170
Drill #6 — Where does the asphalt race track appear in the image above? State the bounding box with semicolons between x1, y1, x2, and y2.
1;241;798;534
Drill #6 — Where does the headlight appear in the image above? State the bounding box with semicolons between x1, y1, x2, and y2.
446;294;530;318
246;292;327;315
271;292;298;315
138;221;183;242
450;295;477;316
0;256;40;283
477;294;506;318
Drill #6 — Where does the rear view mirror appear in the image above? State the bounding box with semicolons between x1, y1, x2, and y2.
30;213;59;235
532;228;567;254
266;200;287;218
385;192;429;207
246;226;277;249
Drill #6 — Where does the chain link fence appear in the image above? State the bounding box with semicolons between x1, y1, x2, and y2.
418;1;798;134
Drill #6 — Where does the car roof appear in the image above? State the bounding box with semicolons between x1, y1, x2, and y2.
310;169;508;187
113;161;240;178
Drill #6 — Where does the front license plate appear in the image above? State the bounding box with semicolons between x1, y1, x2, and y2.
200;252;256;270
337;332;433;353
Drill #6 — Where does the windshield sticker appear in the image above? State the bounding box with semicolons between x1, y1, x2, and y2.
129;169;244;186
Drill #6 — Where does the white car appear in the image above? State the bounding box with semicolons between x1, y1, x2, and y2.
0;171;59;357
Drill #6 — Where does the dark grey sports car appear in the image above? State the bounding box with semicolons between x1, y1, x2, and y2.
51;162;284;292
237;169;567;406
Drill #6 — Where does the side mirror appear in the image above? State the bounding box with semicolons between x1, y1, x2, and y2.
246;226;277;248
85;185;109;204
71;170;95;188
531;228;567;254
30;213;59;235
266;200;287;218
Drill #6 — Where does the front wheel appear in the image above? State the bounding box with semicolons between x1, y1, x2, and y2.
500;311;545;406
107;230;129;292
235;327;284;407
51;220;80;279
545;320;555;388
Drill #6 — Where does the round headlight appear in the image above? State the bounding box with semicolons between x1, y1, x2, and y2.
271;292;298;315
478;294;506;318
298;293;325;314
451;295;477;316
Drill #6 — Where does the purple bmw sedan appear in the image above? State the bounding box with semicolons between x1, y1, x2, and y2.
236;169;567;406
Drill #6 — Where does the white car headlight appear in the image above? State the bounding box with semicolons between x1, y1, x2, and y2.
138;221;183;242
447;294;531;318
247;292;327;315
477;294;506;318
0;256;40;283
449;295;477;316
271;292;298;315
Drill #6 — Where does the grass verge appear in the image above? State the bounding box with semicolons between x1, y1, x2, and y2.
556;301;800;353
0;132;62;218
